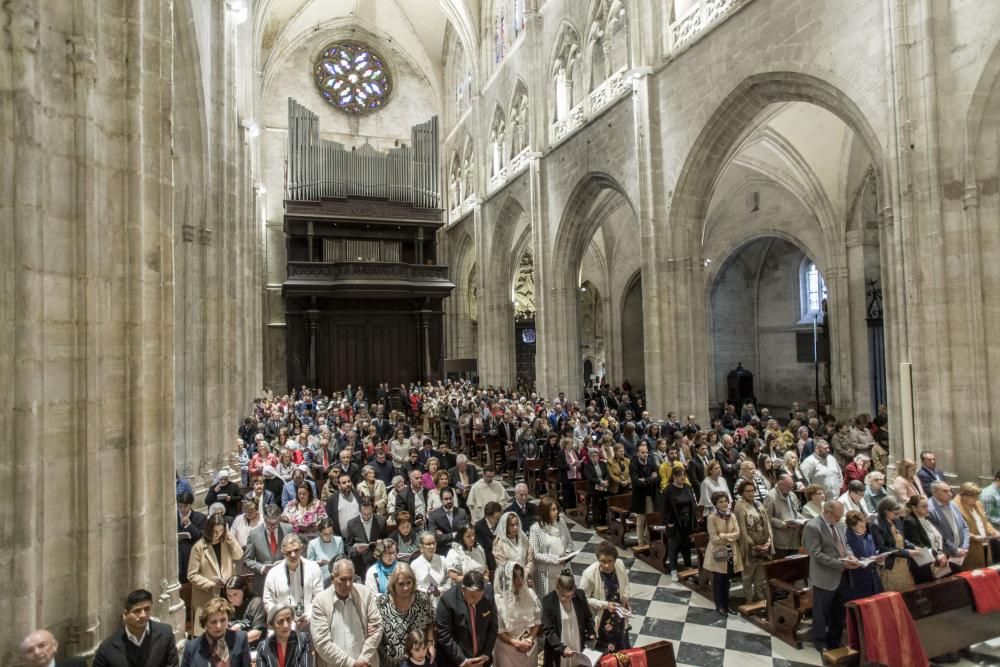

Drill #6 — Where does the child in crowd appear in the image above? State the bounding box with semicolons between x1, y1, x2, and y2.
400;628;437;667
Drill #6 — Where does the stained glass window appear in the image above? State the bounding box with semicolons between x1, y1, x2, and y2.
314;42;392;114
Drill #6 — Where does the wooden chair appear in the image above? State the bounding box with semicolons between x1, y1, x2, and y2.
636;512;668;573
524;458;544;496
568;480;591;527
607;494;635;548
545;467;561;500
764;554;812;649
677;532;712;598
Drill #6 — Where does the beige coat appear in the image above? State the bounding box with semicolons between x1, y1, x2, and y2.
956;499;998;571
311;582;383;667
735;499;775;562
187;533;244;634
704;512;743;574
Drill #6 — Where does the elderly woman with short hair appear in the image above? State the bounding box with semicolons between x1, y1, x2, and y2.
375;562;437;667
356;464;388;517
862;471;889;515
254;604;312;667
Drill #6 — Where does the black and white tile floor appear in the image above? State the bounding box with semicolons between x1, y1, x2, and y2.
559;513;1000;667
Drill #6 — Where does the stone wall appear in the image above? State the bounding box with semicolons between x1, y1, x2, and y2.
438;0;1000;481
258;27;439;394
0;0;260;660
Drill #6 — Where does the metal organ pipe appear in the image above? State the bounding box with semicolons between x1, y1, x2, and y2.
285;97;440;207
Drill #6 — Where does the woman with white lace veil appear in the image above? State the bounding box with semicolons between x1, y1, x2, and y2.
493;561;541;666
493;511;536;585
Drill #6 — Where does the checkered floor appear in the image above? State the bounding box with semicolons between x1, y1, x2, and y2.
558;512;1000;667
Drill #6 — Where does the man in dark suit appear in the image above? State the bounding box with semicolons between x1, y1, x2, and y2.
20;629;87;667
449;455;481;510
505;483;537;532
306;437;336;481
475;502;504;574
802;500;862;652
437;441;458;470
324;471;362;536
629;442;659;547
496;415;516;449
435;571;498;667
417;437;441;468
176;491;206;584
687;441;712;489
917;450;947;497
396;469;430;531
715;435;740;490
243;505;294;596
92;589;179;667
345;498;387;573
331;448;361;487
428;487;470;555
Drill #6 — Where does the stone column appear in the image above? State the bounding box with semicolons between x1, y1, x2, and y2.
306;310;320;388
0;1;186;661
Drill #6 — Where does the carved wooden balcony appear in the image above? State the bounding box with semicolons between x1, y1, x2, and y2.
282;261;454;298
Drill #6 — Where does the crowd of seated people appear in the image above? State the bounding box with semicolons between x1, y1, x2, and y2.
23;381;1000;666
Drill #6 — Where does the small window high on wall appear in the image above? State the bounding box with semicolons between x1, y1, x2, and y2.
800;259;827;322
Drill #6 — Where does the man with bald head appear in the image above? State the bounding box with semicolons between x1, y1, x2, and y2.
803;500;862;653
20;629;86;667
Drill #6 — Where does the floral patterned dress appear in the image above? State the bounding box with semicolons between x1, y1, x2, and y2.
596;569;629;652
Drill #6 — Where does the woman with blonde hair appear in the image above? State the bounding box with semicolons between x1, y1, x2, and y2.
376;562;436;667
891;458;924;505
954;482;999;570
781;450;808;491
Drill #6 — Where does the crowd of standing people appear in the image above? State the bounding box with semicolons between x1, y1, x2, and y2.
20;380;1000;666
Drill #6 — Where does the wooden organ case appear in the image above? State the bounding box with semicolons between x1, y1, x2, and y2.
282;99;453;391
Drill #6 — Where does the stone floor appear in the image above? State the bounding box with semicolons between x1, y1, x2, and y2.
558;511;1000;667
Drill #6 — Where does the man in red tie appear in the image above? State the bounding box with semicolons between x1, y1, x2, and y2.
435;571;498;667
243;505;292;596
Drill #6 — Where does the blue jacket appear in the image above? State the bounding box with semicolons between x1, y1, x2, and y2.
181;629;251;667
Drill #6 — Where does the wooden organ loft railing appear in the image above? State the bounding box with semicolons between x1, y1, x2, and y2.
286;97;440;208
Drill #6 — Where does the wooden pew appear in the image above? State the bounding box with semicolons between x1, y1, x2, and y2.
636;512;668;573
764;554;812;649
676;532;712;599
524;458;544;496
607;494;635;549
639;639;677;667
845;565;1000;665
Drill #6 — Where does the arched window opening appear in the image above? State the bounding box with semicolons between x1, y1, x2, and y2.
800;259;828;322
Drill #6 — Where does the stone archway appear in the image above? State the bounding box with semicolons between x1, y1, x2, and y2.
658;73;892;423
539;172;640;399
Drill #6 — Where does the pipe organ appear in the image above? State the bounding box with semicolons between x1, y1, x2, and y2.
286;98;439;208
281;98;453;393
